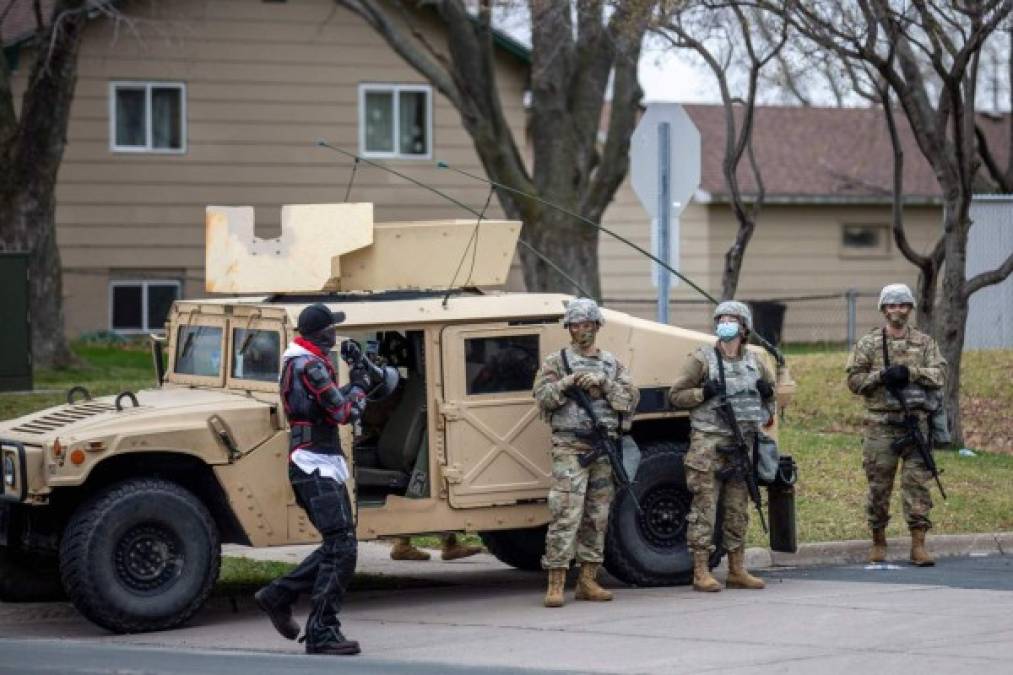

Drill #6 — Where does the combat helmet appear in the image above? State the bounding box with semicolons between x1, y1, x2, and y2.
713;300;753;333
878;283;916;310
563;298;604;327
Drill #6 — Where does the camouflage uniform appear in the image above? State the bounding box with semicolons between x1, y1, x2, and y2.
846;327;946;531
533;345;638;569
669;346;775;553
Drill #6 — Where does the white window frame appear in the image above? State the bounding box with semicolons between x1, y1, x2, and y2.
109;280;182;334
108;81;187;154
357;83;433;160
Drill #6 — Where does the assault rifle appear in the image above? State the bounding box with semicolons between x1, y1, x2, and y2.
564;384;642;515
713;386;768;534
887;385;947;500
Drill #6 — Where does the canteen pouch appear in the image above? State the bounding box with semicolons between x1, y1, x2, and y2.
754;432;781;486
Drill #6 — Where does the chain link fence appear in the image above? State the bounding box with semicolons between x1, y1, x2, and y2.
605;290;882;349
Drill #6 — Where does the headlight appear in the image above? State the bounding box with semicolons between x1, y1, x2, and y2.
2;455;14;486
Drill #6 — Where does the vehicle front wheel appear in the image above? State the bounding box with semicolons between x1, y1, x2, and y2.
0;547;65;602
59;478;220;633
479;525;547;571
604;440;696;586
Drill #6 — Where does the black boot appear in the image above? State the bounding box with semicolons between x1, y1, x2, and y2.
304;626;361;656
254;587;300;640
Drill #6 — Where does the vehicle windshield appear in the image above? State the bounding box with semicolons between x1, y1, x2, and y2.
232;328;281;382
174;325;223;377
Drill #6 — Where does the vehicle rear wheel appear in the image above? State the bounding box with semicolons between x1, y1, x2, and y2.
479;525;547;571
0;547;65;602
604;440;696;586
59;478;220;633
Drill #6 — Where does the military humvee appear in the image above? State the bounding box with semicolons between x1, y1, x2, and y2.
0;204;796;634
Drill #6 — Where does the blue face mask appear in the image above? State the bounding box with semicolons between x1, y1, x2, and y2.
716;321;740;342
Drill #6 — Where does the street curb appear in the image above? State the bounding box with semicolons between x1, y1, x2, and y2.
745;531;1013;570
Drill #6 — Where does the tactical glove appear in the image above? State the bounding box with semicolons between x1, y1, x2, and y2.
701;379;722;401
558;373;578;390
881;365;910;388
756;379;774;400
574;372;606;390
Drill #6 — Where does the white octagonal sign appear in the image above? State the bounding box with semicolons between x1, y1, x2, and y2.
631;103;701;218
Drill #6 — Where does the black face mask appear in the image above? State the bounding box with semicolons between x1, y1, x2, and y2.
308;327;337;353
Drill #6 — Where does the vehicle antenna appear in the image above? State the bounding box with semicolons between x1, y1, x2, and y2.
315;140;592;299
436;160;785;365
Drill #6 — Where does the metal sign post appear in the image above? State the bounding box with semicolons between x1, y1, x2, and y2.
631;103;701;324
657;122;671;324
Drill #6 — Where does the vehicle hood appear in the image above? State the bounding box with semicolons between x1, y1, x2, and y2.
0;387;272;446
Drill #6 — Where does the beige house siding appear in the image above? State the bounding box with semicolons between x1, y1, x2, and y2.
12;0;528;336
599;180;944;341
599;178;712;329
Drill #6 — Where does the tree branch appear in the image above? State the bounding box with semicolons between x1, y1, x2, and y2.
337;0;463;108
964;250;1013;298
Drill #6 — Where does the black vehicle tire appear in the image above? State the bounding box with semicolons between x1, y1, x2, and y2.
0;547;66;602
59;478;221;634
479;525;548;572
604;440;696;586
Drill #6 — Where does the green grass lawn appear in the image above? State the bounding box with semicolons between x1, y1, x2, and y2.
744;349;1013;547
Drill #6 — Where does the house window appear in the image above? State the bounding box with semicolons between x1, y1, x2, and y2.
358;84;432;159
110;280;181;332
841;224;891;258
109;81;186;153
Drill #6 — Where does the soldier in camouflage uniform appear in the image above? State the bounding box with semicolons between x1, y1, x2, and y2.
532;298;638;608
669;301;775;592
846;283;946;566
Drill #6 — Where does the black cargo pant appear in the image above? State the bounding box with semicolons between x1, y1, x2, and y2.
260;463;357;645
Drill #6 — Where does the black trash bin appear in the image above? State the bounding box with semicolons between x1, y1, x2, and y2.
748;301;787;347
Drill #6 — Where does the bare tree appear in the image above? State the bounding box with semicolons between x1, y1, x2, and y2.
0;0;92;368
759;0;1013;444
654;0;787;300
336;0;655;298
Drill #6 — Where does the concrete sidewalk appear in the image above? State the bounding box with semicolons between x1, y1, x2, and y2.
224;531;1013;580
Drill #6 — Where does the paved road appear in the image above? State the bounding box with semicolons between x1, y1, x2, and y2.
1;554;1011;674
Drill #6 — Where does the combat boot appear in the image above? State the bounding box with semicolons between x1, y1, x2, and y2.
390;537;431;561
254;587;300;640
574;563;613;602
726;548;765;589
910;528;935;567
304;627;361;656
440;533;483;561
692;550;721;593
868;528;887;563
544;568;566;608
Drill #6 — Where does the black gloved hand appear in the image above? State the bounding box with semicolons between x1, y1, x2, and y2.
340;339;362;364
701;379;722;401
348;364;371;392
756;379;774;400
881;364;910;388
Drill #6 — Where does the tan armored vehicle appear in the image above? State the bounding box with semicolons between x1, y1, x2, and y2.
0;204;796;633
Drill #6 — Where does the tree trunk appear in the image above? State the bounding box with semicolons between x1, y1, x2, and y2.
936;198;972;446
720;213;756;300
0;2;85;368
913;266;938;336
516;207;601;299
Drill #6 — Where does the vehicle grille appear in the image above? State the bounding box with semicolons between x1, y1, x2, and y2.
9;403;116;435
